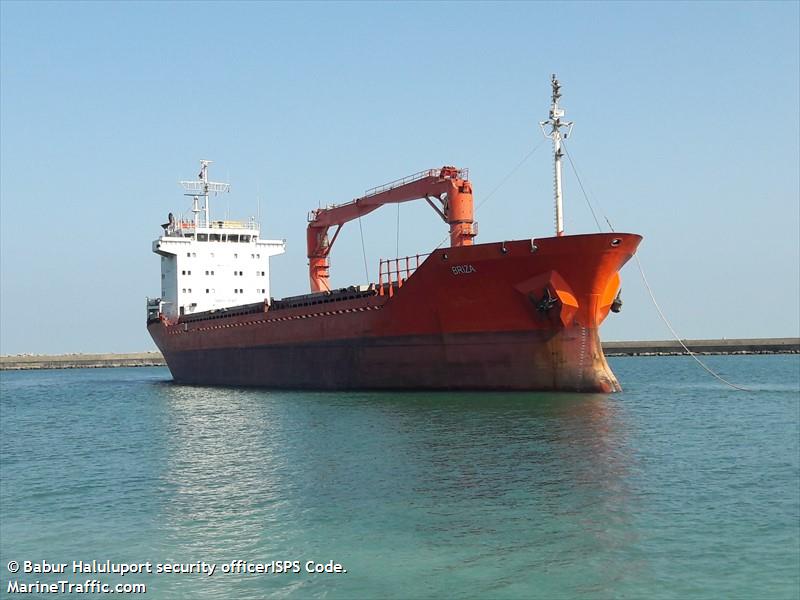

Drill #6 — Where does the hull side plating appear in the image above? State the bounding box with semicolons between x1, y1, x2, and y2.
149;233;641;392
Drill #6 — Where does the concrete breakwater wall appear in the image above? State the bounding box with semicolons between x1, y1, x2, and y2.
602;338;799;356
1;339;797;370
0;352;167;370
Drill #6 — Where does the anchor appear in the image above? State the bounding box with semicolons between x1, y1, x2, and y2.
611;289;623;313
532;288;559;313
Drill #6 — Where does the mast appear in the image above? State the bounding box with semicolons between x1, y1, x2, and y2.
180;160;230;228
539;74;574;237
200;160;210;227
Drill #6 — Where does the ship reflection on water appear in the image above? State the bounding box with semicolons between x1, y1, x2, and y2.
3;360;794;598
154;383;641;595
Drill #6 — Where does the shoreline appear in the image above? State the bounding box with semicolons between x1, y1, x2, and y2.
1;338;797;371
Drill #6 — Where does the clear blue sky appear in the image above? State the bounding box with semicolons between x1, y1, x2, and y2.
1;1;798;354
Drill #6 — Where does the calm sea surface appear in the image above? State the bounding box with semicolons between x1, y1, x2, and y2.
1;355;798;599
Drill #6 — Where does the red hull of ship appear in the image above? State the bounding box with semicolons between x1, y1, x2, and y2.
148;233;642;392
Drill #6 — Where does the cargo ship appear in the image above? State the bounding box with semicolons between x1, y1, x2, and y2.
147;77;642;392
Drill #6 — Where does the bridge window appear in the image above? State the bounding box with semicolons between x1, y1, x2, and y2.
210;234;220;242
197;233;208;242
228;234;239;242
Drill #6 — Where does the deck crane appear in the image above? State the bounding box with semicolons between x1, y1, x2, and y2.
307;166;475;293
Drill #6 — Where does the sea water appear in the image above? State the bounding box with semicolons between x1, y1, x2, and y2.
1;355;798;599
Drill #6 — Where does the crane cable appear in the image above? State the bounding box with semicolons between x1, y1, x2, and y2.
433;140;548;251
563;142;751;392
396;203;401;258
357;215;370;282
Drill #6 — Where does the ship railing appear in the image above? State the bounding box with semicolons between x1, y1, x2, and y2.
377;253;430;297
308;168;470;220
146;297;162;323
206;220;259;230
363;167;469;198
167;220;260;235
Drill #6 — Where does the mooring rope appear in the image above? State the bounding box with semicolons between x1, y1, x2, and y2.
563;143;751;392
633;255;751;392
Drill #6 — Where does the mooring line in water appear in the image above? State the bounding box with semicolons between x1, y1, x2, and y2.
557;141;749;390
634;255;752;392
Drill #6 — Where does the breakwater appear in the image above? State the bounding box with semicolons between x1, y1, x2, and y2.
1;339;797;371
602;337;799;356
0;352;166;371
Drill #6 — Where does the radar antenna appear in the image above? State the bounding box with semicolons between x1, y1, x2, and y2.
180;160;231;228
539;74;574;237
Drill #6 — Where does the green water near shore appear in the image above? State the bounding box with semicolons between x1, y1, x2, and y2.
1;355;798;598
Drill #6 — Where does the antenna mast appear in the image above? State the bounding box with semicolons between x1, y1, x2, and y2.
539;74;574;237
180;160;231;228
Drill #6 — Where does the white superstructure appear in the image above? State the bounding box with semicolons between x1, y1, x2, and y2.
149;160;285;320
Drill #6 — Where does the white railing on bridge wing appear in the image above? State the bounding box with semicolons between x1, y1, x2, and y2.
206;220;259;230
167;220;259;234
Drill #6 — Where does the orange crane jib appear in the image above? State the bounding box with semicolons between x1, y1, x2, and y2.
306;166;475;293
